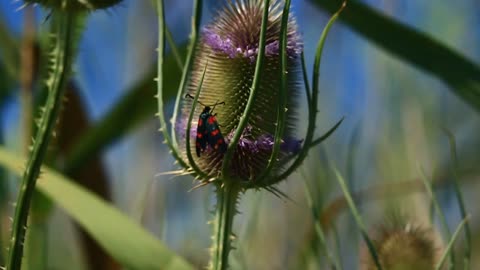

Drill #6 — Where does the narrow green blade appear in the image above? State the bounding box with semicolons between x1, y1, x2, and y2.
311;0;480;111
0;147;193;270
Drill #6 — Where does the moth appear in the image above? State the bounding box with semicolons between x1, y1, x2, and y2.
185;94;227;157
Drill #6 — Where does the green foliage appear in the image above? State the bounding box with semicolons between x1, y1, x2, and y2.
0;0;478;269
7;12;84;270
333;168;383;270
0;147;194;270
311;0;480;112
419;167;455;269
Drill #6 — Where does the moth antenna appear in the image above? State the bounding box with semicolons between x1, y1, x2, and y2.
185;93;208;107
185;94;225;110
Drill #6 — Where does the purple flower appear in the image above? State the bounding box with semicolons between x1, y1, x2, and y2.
200;0;302;60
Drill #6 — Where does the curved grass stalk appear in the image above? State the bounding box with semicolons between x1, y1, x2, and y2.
301;172;340;269
418;166;454;269
185;63;212;179
221;0;270;180
170;0;203;151
166;27;184;70
7;12;80;270
156;0;189;169
435;216;470;270
333;167;383;270
256;0;290;183
443;129;471;269
156;0;202;170
272;2;346;184
301;52;312;106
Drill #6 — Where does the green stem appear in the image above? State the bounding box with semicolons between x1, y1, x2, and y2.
436;216;470;270
300;52;312;106
221;0;270;179
302;176;339;269
166;28;184;70
256;0;290;183
418;166;454;269
170;0;202;152
210;182;241;270
443;129;471;270
156;0;189;168
333;168;383;270
7;12;78;270
185;63;211;179
272;1;346;184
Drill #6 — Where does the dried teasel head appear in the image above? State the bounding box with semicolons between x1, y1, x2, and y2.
361;218;444;270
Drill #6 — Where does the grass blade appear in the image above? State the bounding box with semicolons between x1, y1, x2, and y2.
272;1;345;184
311;0;480;112
302;172;340;269
418;166;454;269
443;129;472;269
221;0;270;179
0;147;194;270
333;167;383;270
436;216;470;270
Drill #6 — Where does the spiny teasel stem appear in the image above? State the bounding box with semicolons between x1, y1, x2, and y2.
155;0;201;170
7;11;81;270
170;0;203;153
210;182;241;270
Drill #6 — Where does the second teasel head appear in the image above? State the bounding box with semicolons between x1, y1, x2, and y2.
361;218;444;270
179;0;303;184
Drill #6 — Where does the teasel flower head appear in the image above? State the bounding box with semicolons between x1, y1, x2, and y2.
22;0;122;12
361;218;444;270
178;0;303;185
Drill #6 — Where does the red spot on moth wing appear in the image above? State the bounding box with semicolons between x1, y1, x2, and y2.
207;116;216;124
217;138;223;144
211;129;219;136
198;118;203;126
197;133;203;138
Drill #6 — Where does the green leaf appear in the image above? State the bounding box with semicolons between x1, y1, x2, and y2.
63;45;186;175
0;147;194;270
311;0;480;112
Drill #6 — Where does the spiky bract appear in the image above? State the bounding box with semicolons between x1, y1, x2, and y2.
180;0;303;182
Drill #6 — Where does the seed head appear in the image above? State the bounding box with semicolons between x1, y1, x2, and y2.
361;218;444;270
179;0;303;183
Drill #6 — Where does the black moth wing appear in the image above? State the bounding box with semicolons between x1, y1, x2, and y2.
205;115;227;154
195;112;209;157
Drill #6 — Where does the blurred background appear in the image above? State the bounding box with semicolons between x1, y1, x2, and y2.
0;0;479;269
